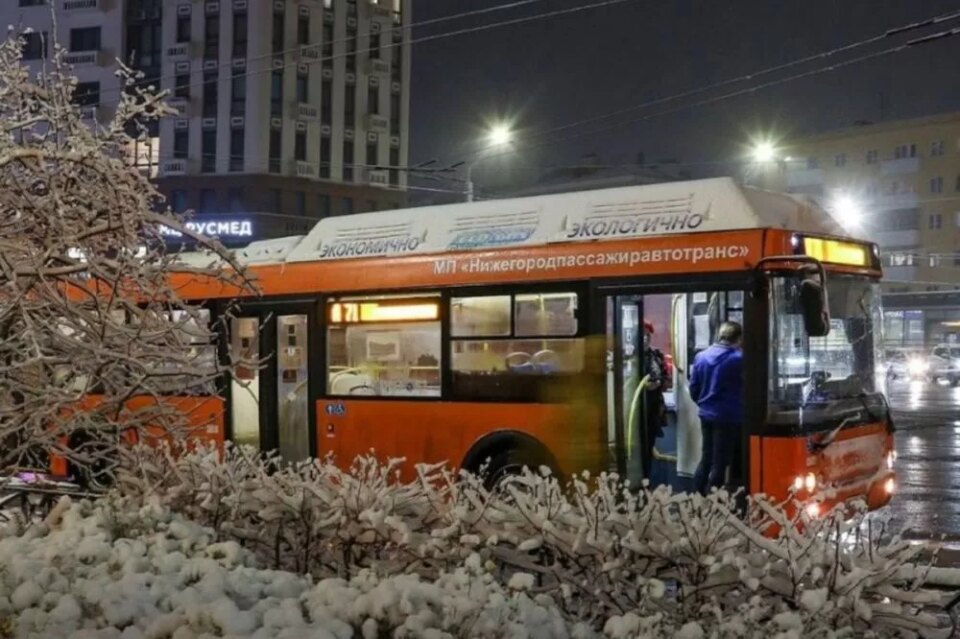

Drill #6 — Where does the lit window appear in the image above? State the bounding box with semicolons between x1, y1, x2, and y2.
450;292;583;401
451;296;511;337
515;292;578;336
327;295;441;397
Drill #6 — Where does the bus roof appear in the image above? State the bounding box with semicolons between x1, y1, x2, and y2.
177;177;846;268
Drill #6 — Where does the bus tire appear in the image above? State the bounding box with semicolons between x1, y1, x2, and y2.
67;430;117;492
460;431;559;491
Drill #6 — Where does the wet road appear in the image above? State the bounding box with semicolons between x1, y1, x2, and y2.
885;378;960;545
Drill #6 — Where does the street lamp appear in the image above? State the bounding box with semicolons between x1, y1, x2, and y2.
830;193;864;230
466;123;514;202
750;140;777;164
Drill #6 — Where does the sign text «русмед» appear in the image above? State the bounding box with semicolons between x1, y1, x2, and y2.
433;244;750;275
160;220;254;239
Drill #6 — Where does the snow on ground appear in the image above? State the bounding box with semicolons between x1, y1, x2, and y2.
0;447;954;638
0;497;596;639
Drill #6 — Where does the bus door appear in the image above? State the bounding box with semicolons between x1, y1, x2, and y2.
226;302;319;464
601;288;747;492
603;295;643;486
668;290;745;491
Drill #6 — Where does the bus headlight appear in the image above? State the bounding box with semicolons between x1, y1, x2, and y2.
793;472;817;493
884;477;895;494
886;451;896;470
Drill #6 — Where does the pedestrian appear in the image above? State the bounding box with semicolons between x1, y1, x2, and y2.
641;320;669;481
689;321;743;495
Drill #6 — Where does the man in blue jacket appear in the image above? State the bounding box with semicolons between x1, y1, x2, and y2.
689;321;743;495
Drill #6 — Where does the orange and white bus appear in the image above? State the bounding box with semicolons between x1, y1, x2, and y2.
158;177;894;510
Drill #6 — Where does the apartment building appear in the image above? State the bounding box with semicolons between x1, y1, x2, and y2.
4;0;410;244
755;112;960;346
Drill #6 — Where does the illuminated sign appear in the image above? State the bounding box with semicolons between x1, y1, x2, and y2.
802;238;867;267
329;301;439;323
160;218;255;240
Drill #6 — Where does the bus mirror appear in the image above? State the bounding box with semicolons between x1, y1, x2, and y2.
800;278;830;337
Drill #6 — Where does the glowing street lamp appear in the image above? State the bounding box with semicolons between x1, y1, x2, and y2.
466;123;514;202
830;194;864;230
487;124;513;147
751;140;777;163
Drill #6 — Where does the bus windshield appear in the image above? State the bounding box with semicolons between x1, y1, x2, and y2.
768;274;886;430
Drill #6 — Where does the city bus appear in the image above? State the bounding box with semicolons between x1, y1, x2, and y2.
113;178;898;510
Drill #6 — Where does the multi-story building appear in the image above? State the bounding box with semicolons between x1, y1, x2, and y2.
756;112;960;347
4;0;410;244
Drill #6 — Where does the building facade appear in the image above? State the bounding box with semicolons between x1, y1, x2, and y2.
756;112;960;347
5;0;410;244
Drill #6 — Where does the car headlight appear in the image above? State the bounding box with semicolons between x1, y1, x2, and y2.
907;358;928;375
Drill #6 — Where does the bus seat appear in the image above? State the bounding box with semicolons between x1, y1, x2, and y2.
330;372;375;395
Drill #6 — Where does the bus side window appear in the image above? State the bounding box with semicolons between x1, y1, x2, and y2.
450;292;584;401
326;296;442;397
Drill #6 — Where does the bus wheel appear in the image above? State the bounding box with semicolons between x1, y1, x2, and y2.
485;447;554;494
68;431;117;492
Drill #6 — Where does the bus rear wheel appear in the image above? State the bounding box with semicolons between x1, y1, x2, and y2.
67;430;118;492
484;447;553;493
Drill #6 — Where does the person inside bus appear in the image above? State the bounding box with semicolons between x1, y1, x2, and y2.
689;321;743;495
641;321;669;481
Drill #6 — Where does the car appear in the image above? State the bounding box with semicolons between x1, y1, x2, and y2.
928;344;960;386
884;349;929;382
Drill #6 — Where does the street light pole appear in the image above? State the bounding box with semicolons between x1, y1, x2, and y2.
464;123;513;202
466;163;474;202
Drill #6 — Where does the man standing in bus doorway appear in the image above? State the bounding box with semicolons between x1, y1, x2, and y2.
689;321;743;495
641;321;669;482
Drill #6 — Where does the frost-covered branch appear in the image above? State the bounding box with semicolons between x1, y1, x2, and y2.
0;31;254;483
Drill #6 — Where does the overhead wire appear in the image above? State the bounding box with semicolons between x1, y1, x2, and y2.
441;7;960;167
85;0;636;100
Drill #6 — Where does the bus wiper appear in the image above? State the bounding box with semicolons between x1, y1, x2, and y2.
807;415;859;454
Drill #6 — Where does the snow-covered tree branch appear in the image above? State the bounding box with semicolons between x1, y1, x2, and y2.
0;31;253;486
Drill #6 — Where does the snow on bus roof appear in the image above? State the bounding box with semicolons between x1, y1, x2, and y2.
177;178;845;267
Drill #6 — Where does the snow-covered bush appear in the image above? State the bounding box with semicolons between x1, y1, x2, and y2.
114;445;954;637
0;31;252;482
0;496;594;638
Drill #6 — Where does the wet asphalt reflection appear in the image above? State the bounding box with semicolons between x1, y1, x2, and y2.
885;378;960;544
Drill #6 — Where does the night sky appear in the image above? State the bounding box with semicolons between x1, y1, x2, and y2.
408;0;960;198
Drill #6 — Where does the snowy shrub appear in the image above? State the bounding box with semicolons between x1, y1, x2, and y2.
113;444;954;637
0;496;596;639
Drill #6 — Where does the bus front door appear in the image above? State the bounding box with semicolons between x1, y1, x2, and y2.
227;304;318;465
604;295;644;487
